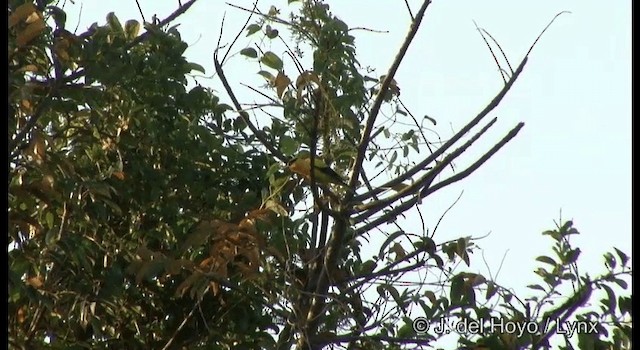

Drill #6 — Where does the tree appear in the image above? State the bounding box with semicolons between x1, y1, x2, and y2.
8;1;631;349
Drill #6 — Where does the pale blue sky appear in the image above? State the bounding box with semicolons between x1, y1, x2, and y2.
64;0;631;333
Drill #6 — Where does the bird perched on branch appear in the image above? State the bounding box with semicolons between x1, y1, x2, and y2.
288;155;351;191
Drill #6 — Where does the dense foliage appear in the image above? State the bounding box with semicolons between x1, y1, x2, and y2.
8;1;631;349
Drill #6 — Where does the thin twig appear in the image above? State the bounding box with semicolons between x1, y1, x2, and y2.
431;190;463;238
403;0;415;20
482;28;513;74
222;1;259;64
135;0;147;23
348;27;389;34
398;98;435;156
473;20;507;84
526;11;571;58
161;285;209;350
226;2;317;46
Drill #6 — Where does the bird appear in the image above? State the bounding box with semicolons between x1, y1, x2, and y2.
287;155;351;190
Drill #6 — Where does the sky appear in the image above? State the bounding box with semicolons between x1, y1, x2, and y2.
63;0;631;344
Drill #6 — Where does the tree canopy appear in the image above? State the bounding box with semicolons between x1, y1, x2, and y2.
8;1;631;349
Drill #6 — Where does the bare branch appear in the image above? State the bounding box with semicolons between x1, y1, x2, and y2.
402;0;415;21
526;11;571;58
355;120;522;235
474;20;508;83
358;55;528;202
421;122;524;196
135;0;147;23
482;28;513;75
431;190;463;238
222;1;259;64
350;0;432;190
161;285;209;350
353;117;497;222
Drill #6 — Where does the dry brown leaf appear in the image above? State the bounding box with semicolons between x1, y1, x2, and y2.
274;71;291;99
295;71;321;101
17;307;26;324
264;200;288;217
26;275;43;288
238;218;257;235
9;3;37;28
17;18;46;47
20;99;32;113
27;132;46;163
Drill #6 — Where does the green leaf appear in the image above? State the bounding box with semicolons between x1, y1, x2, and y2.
265;25;279;39
603;252;616;269
536;255;556;266
101;198;122;216
106;12;124;36
124;20;141;40
45;229;61;246
240;47;258;58
359;260;377;275
246;24;262;36
527;284;546;292
257;70;275;82
450;273;465;304
423;290;436;304
280;135;298;155
503;292;513;303
389;150;397;165
564;248;581;264
424;114;437;125
577;331;597;350
261;51;283;70
612;277;628;289
485;281;498;299
378;230;405;258
431;254;444;268
600;284;617;312
186;62;206;74
420;237;436;255
613;247;629;267
401;130;414;141
396;318;415;338
619;296;632;315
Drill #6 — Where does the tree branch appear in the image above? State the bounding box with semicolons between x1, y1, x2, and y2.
355;122;523;236
352;117;497;222
421;122;524;197
358;56;528;202
350;0;432;190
